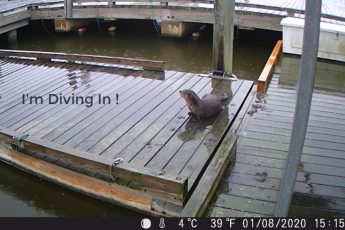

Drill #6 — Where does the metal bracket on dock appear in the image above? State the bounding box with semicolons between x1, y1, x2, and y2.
109;157;123;179
151;198;183;216
197;70;238;81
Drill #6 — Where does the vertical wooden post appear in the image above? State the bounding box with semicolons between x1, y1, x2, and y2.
64;0;72;19
212;0;235;74
274;0;321;217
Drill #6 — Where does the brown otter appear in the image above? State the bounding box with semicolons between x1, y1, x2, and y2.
179;89;228;121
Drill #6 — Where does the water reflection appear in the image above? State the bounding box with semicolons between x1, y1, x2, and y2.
1;19;281;82
0;161;146;217
277;54;345;94
290;193;345;217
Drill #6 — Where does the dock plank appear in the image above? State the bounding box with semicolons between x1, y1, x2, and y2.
209;207;268;217
34;70;149;141
12;69;129;132
233;160;345;185
84;72;197;155
241;138;345;160
14;71;132;134
223;172;281;191
289;205;345;217
0;71;116;127
0;62;57;96
214;194;276;216
292;193;345;212
128;78;236;168
0;66;71;115
160;80;243;172
217;182;279;202
31;70;143;138
0;60;31;77
71;71;190;154
248;117;345;136
246;124;345;144
179;81;254;187
101;77;212;162
242;130;345;152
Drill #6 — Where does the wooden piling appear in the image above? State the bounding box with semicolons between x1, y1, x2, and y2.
64;0;73;19
212;0;235;74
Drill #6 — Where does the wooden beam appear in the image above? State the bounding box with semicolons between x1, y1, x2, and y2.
180;132;237;217
212;0;235;74
0;144;157;216
257;40;282;93
0;126;187;199
0;49;165;71
0;20;28;35
0;11;30;27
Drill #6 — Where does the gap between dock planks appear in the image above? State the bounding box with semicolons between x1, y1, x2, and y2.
0;126;188;200
257;40;282;93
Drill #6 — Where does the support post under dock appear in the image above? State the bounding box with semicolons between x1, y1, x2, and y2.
161;20;200;38
64;0;73;19
54;19;94;32
7;29;17;41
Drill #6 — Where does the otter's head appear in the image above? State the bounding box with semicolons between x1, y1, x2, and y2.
179;90;193;100
179;89;199;104
179;90;187;99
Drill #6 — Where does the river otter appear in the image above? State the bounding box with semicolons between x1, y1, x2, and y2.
179;89;228;121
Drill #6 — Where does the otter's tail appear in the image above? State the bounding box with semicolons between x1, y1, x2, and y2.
219;93;228;101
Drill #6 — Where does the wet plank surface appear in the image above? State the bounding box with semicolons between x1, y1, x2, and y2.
207;54;345;217
0;57;253;196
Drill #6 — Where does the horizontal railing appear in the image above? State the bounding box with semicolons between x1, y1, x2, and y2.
2;0;345;25
63;0;345;23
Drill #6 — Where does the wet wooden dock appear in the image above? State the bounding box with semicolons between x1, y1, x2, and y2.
0;52;253;216
207;53;345;217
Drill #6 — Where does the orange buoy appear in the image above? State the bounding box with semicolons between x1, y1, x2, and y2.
192;32;201;37
108;26;116;32
78;27;86;32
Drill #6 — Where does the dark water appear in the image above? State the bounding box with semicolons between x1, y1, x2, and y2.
0;19;281;217
1;19;282;81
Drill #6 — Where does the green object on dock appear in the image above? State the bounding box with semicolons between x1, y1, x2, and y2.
12;134;29;152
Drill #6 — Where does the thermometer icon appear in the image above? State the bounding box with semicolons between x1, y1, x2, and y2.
159;218;165;228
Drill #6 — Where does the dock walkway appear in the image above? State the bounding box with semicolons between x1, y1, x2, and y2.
1;0;345;35
208;54;345;217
